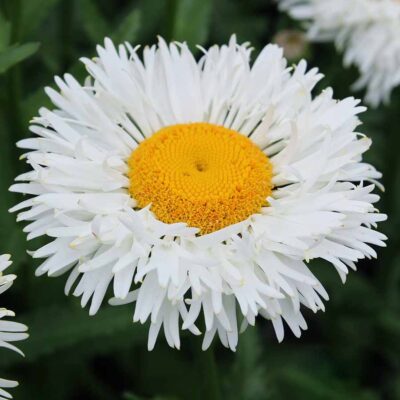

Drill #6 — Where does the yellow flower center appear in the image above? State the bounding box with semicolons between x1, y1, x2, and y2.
128;123;273;234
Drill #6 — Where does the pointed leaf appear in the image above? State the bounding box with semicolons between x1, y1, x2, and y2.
111;9;141;44
0;42;40;74
81;0;110;43
0;13;11;51
172;0;212;47
0;304;147;366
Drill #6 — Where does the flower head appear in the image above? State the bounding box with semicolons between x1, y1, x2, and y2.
11;36;386;351
278;0;400;106
0;255;28;399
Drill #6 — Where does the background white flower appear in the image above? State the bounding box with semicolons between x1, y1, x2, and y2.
0;254;28;399
11;37;386;351
278;0;400;107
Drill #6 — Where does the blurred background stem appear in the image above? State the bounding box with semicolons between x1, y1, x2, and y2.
5;0;23;172
59;0;74;70
197;346;222;400
166;0;178;41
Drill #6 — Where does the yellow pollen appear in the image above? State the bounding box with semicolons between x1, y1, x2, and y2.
128;123;273;234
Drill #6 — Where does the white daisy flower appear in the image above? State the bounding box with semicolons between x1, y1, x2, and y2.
0;254;28;399
278;0;400;107
10;37;386;351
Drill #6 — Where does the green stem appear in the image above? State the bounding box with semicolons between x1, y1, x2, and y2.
378;100;400;299
11;0;21;41
198;347;222;400
5;0;23;174
166;0;178;41
59;0;74;71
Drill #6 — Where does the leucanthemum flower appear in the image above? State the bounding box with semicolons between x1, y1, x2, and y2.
11;36;386;351
0;254;28;399
278;0;400;107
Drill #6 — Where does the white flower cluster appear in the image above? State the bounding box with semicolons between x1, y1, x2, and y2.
278;0;400;106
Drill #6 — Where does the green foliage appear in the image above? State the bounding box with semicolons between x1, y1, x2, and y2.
0;42;40;73
112;8;141;44
0;304;147;367
171;0;212;46
0;10;40;74
81;0;111;43
81;0;141;44
275;368;379;400
225;328;272;400
0;0;398;399
20;0;63;38
0;13;11;50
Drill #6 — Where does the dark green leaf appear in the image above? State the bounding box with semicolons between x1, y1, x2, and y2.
0;42;40;74
171;0;212;47
0;304;147;367
81;0;110;43
21;0;63;38
111;9;141;44
277;368;379;400
225;328;272;400
0;12;11;50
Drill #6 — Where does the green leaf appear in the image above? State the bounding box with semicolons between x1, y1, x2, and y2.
379;312;400;339
81;0;110;43
277;368;379;400
0;304;147;367
81;2;141;45
21;0;63;38
111;9;141;44
21;84;52;124
172;0;212;47
0;42;40;74
0;13;11;51
225;328;272;400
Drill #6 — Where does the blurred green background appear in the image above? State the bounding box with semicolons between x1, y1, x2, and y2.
0;0;399;399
